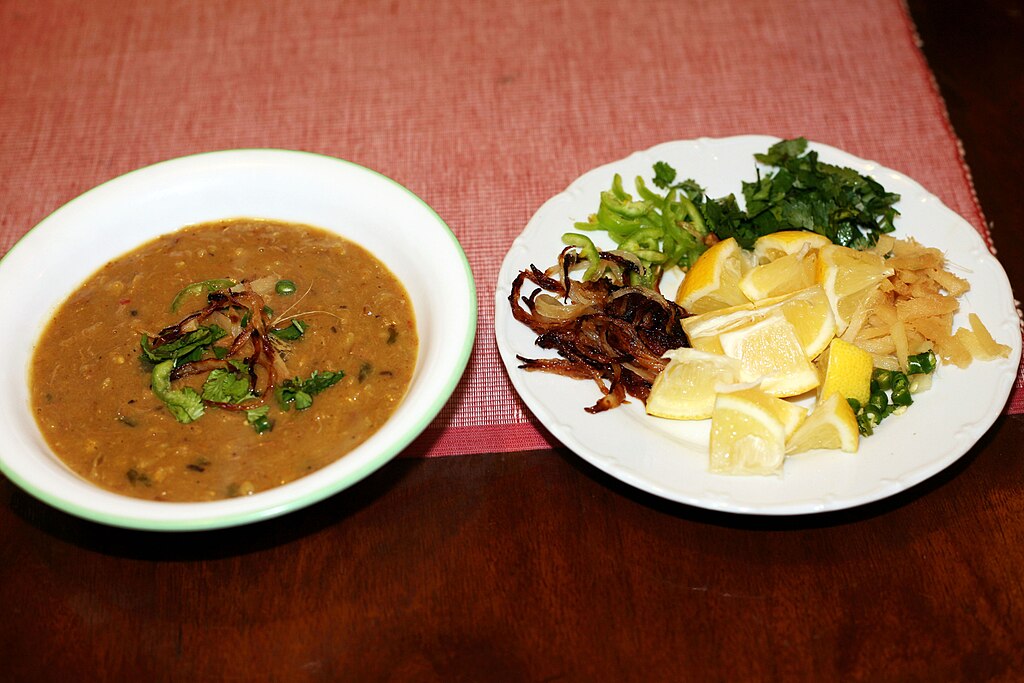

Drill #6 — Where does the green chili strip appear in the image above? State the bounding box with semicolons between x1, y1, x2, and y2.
852;357;938;436
562;233;604;281
170;278;237;312
600;189;650;218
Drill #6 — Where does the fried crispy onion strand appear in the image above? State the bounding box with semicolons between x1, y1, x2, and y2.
509;248;690;413
146;285;280;411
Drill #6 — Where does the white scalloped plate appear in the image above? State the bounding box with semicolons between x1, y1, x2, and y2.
495;136;1021;515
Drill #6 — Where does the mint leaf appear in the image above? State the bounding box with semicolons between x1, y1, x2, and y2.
141;325;227;365
270;319;307;341
150;360;205;423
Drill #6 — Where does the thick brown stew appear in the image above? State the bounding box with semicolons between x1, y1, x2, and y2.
30;219;417;502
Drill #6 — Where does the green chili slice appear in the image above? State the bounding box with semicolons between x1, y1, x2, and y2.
275;279;297;295
907;350;937;375
890;371;913;407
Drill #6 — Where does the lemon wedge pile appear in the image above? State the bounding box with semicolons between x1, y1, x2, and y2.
647;232;888;475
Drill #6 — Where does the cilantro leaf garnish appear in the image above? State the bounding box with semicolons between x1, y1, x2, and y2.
277;370;344;411
246;406;272;434
652;161;677;190
201;366;254;404
150;360;205;423
141;277;339;432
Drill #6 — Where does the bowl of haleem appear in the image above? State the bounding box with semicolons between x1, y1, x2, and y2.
0;149;476;530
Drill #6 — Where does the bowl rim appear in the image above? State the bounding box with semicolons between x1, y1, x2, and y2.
0;148;477;531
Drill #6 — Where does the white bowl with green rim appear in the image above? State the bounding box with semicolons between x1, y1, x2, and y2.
0;149;476;531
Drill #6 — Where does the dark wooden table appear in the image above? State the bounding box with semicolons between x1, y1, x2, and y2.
3;1;1023;680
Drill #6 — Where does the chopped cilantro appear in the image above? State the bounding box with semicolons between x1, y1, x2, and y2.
201;367;254;404
246;406;272;434
277;370;344;411
652;160;677;189
753;137;808;164
703;137;901;249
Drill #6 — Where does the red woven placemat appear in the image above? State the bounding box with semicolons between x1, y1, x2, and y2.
1;0;1018;457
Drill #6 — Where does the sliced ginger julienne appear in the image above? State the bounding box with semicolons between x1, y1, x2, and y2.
841;236;1010;372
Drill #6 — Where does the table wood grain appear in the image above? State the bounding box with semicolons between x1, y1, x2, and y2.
2;1;1023;680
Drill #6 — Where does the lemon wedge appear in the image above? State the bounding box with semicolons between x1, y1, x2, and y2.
786;393;860;454
770;285;837;359
681;301;758;354
718;312;821;398
675;238;754;314
645;349;743;420
710;388;807;475
738;251;817;301
817;338;873;405
816;244;893;334
752;230;832;263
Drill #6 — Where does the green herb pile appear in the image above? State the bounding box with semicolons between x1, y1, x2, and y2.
564;137;901;285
